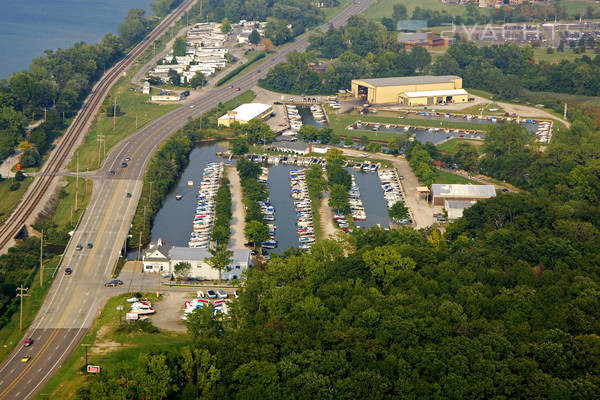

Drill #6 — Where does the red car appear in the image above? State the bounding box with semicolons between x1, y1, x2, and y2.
24;338;33;347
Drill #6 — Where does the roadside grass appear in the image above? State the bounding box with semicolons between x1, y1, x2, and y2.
437;138;484;154
217;51;266;86
562;0;600;16
49;177;93;231
0;177;33;225
434;170;481;185
67;77;180;172
459;103;506;115
323;0;354;18
37;293;190;399
0;260;59;362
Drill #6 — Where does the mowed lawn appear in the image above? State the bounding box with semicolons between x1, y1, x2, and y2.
434;169;481;185
0;177;33;224
437;138;484;154
68;77;180;172
364;0;477;19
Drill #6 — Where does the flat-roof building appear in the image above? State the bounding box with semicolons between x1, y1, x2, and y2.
444;199;477;219
431;184;496;206
217;103;272;127
268;141;310;155
351;75;468;105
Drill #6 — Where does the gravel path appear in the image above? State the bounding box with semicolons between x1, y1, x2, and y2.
227;166;246;248
318;192;338;238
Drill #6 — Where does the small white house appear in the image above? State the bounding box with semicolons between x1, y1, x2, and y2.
142;81;151;94
169;247;251;280
142;239;173;273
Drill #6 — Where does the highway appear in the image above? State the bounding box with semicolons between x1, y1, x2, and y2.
0;0;375;398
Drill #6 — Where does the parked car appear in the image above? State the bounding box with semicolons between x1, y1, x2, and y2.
234;290;239;299
121;162;128;168
65;267;73;275
23;338;33;347
109;170;116;175
250;249;258;256
113;279;124;285
217;290;228;299
206;290;217;299
87;243;93;249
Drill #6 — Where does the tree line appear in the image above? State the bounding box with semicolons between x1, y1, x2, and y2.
211;176;233;245
236;158;270;247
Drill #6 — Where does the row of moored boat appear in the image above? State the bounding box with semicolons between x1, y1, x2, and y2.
286;104;303;131
189;162;223;248
310;104;326;124
259;167;279;249
290;169;316;250
378;168;405;209
349;175;366;221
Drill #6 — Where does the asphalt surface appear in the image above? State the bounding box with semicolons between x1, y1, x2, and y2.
0;0;375;398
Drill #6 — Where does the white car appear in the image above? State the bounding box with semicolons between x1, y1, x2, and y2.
217;290;227;299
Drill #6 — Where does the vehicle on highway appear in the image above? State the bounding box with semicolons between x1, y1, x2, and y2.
75;244;83;251
189;105;195;109
217;290;227;299
121;162;128;168
361;153;368;158
127;192;132;198
21;355;31;363
228;85;233;88
87;243;93;249
125;157;131;162
236;87;241;91
109;170;116;175
24;338;33;347
65;267;73;275
257;69;261;73
206;290;217;299
104;280;118;287
114;279;124;285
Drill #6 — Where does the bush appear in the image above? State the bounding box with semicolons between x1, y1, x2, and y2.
116;319;159;334
9;182;20;191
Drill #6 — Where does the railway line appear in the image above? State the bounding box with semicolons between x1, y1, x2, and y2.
0;0;196;252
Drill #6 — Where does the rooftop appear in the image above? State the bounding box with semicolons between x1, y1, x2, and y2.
444;199;478;209
168;247;250;263
269;141;310;151
218;103;271;122
432;184;496;198
354;75;461;87
403;88;468;98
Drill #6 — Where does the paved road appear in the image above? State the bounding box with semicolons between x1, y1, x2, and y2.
0;1;376;398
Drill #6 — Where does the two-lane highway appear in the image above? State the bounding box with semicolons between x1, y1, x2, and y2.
0;0;376;398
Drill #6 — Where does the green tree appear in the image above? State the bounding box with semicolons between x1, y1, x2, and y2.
393;4;407;20
329;184;350;213
174;261;192;279
231;138;249;155
389;201;409;221
168;69;181;85
363;245;416;288
190;71;207;88
221;18;232;33
359;135;369;146
410;46;431;72
366;142;381;152
15;170;25;182
249;29;261;45
244;220;269;247
205;244;233;283
299;125;319;142
173;36;187;57
135;353;173;400
454;141;479;170
237;157;262;179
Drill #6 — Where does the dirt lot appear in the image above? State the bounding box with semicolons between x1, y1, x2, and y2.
151;290;193;332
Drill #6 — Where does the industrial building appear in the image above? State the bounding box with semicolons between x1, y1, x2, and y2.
217;103;272;127
431;184;496;206
351;75;468;105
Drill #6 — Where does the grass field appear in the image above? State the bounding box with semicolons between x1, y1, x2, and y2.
437;138;484;154
0;177;33;224
434;169;480;185
532;47;583;63
38;293;190;399
363;0;470;19
49;177;93;231
67;77;180;172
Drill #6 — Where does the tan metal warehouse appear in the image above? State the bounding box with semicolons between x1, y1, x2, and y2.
431;184;496;206
351;75;467;105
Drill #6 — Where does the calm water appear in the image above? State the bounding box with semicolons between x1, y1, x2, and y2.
348;169;392;229
0;0;152;78
266;164;300;253
298;106;328;129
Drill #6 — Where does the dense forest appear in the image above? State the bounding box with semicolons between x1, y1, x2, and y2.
77;111;600;399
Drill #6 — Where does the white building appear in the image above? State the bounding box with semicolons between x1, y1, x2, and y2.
217;103;273;127
142;81;150;94
151;94;180;102
143;240;252;280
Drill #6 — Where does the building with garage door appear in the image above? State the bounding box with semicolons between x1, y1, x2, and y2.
431;184;496;206
351;75;468;105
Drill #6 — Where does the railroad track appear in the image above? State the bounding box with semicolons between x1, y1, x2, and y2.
0;0;195;251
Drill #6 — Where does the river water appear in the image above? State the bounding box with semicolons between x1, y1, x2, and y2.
0;0;152;78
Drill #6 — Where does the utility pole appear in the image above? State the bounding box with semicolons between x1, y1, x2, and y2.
113;98;117;135
82;344;91;366
40;229;44;288
148;181;153;204
75;153;79;211
564;102;567;119
137;231;142;261
142;205;147;233
17;285;29;331
135;112;138;129
97;134;105;167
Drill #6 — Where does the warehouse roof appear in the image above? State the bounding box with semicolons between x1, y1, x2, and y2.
218;103;271;122
402;88;468;98
432;184;496;198
169;247;250;264
354;75;461;87
269;141;310;152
